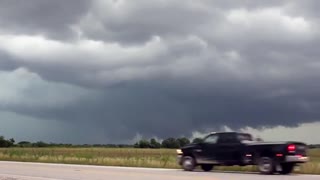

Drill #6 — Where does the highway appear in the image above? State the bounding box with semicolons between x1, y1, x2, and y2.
0;161;318;180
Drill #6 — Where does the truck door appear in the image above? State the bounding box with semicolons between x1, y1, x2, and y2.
197;134;219;164
216;133;242;164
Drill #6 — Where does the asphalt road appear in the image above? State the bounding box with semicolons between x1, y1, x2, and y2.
0;161;318;180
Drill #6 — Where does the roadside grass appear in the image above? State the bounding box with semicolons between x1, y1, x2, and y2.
0;148;319;174
0;148;179;168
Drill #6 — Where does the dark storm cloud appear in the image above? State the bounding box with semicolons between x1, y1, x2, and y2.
0;0;90;40
79;0;295;44
79;0;215;44
0;53;17;71
0;0;320;143
285;1;320;19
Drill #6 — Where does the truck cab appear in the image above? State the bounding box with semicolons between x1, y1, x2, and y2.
176;132;309;175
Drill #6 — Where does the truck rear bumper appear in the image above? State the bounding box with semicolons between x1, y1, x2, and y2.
285;155;309;163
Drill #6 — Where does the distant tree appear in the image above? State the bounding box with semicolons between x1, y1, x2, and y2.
0;136;9;147
161;138;180;149
150;138;161;149
134;139;151;148
32;141;48;147
0;136;16;147
18;141;32;147
177;137;190;147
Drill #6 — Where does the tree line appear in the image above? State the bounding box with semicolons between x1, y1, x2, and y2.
134;137;203;149
1;135;319;149
0;135;203;148
0;136;15;147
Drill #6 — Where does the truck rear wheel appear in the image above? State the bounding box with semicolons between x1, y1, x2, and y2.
181;156;196;171
280;163;294;175
257;157;275;175
201;164;214;172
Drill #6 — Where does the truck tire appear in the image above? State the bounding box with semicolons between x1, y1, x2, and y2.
280;163;294;175
257;156;275;175
181;156;196;171
201;164;214;172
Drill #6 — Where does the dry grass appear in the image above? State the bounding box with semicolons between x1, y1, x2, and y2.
0;148;319;174
0;148;178;168
298;148;320;174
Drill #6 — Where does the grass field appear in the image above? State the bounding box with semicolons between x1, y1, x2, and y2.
0;148;319;174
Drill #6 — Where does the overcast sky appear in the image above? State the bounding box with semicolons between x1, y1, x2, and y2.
0;0;320;144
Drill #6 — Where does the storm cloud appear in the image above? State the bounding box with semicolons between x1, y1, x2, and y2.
0;0;320;144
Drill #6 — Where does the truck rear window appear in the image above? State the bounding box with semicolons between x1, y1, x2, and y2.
237;134;253;141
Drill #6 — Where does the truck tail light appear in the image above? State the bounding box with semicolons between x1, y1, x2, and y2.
288;144;296;152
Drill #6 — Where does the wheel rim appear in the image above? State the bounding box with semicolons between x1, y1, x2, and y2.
259;157;272;172
182;157;194;170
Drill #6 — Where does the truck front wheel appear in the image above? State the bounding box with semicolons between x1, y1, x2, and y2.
181;156;196;171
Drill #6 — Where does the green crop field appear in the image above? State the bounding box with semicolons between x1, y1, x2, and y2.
0;148;319;174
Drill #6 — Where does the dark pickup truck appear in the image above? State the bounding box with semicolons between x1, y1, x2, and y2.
176;132;309;175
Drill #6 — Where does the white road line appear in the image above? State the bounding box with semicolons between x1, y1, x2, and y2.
0;161;178;171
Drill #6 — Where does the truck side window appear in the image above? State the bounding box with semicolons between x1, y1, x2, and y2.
217;133;238;144
203;134;218;144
